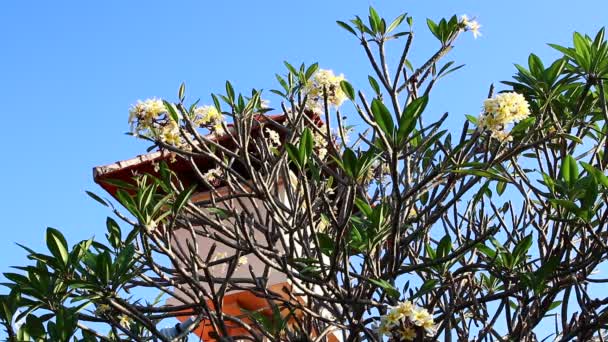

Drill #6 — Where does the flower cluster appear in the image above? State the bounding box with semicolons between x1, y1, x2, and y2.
304;69;347;109
460;15;481;39
265;127;281;149
377;301;437;341
193;105;225;134
118;314;132;329
478;92;531;141
128;98;178;143
203;166;223;185
313;127;329;160
128;98;226;149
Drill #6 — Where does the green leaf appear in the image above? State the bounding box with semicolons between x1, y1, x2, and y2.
163;100;180;123
451;169;510;183
531;256;560;294
211;93;222;112
371;99;395;139
106;217;121;249
548;301;562;311
426;19;439;39
413;279;438;298
354;198;373;217
511;117;536;139
425;243;436;260
580;177;598;210
336;20;357;36
299;128;314;166
476;244;496;259
542;172;556;193
207;207;229;219
465;114;478;124
581;162;608;187
436;235;452;258
305;63;319;80
225;81;235;101
561;155;579;186
340;80;355;100
316;233;334;256
496;181;506;195
398;95;428;142
549;199;579;212
512;234;533;265
25;314;45;338
528;54;545;76
368;7;381;33
368;76;381;96
285;143;301;168
173;185;197;214
283;61;298;76
369;278;400;299
386;13;407;34
85;191;108;207
46;227;69;267
178;82;186;101
341;148;357;178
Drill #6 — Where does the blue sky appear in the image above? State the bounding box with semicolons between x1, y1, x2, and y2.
1;0;607;337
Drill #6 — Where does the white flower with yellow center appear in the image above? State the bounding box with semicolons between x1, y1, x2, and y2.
460;15;470;26
468;20;482;39
129;98;166;123
478;92;530;141
410;308;436;335
160;123;182;146
265;128;281;148
460;15;481;39
396;300;416;317
377;322;391;336
490;130;513;142
194;105;225;134
118;314;132;329
313;128;329;160
203;166;222;184
305;69;347;109
397;326;417;341
384;308;404;328
129;98;169;136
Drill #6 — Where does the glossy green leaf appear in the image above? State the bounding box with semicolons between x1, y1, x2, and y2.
85;191;108;207
340;80;355;100
398;95;428;142
336;20;357;36
561;155;579;186
369;278;400;299
46;227;69;267
371;99;395;139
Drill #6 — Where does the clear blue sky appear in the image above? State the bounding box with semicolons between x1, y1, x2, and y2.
0;0;607;332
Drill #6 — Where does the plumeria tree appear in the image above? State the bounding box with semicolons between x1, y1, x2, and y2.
3;7;608;342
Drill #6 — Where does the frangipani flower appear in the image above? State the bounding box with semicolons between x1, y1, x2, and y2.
305;69;347;109
193;105;225;134
460;15;482;39
128;99;228;149
265;128;281;148
477;92;530;142
378;300;437;339
203;166;223;184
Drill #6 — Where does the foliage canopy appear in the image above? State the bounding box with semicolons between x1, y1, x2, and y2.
3;7;608;342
